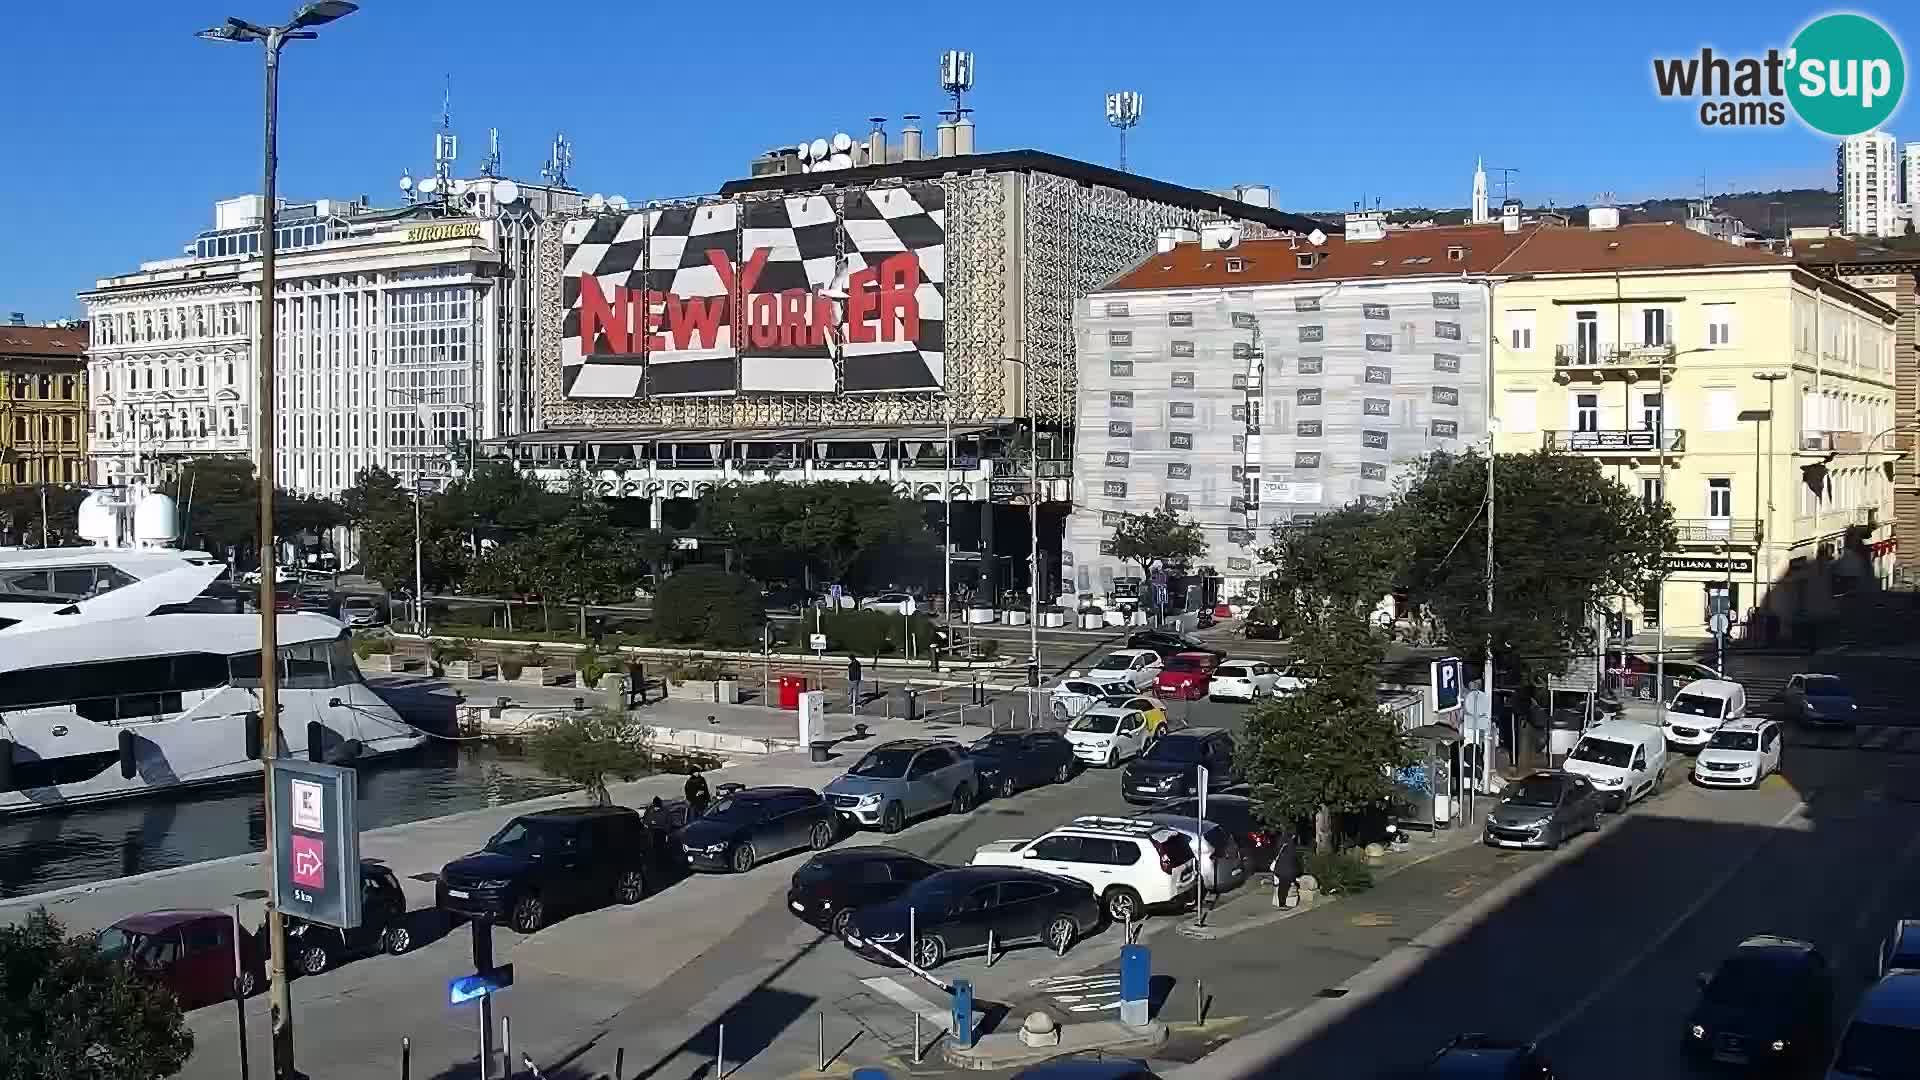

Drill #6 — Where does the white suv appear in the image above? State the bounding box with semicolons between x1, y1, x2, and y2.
969;817;1198;923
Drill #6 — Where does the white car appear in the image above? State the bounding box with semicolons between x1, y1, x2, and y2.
1049;678;1131;721
858;592;917;615
1064;706;1149;768
1691;718;1782;789
969;817;1199;923
1208;659;1285;701
1662;678;1747;751
1085;649;1162;690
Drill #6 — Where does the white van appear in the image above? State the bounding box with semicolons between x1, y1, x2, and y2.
1663;678;1748;752
1827;971;1920;1079
1561;720;1667;810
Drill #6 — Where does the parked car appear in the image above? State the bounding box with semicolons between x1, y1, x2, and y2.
1782;673;1858;727
1560;720;1667;810
297;587;338;616
1126;629;1227;662
98;910;262;1009
1049;678;1132;722
1480;771;1605;850
1829;971;1920;1080
1121;728;1236;806
436;805;676;933
1242;609;1281;641
1692;719;1784;789
1119;813;1246;891
1684;935;1832;1072
1878;920;1920;978
1065;707;1150;769
1098;692;1173;736
339;593;387;627
858;591;919;615
1135;793;1277;863
680;786;839;873
1085;649;1163;690
762;586;823;614
1663;678;1748;752
1416;1035;1559;1078
1207;660;1281;702
823;739;979;833
786;847;947;937
970;817;1197;924
967;731;1079;797
843;866;1101;969
286;860;412;975
1154;652;1218;700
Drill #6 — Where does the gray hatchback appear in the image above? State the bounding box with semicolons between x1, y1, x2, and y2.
823;740;979;834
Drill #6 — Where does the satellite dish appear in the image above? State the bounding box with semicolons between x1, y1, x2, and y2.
608;195;629;210
452;179;471;196
587;193;607;211
797;141;817;162
830;132;853;153
417;177;439;194
809;137;830;161
493;179;520;204
399;175;413;191
1308;228;1328;246
828;153;853;170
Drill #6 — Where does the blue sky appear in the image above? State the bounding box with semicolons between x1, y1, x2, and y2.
2;1;1912;320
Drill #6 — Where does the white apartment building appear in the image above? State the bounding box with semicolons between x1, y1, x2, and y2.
1839;132;1900;238
83;178;579;495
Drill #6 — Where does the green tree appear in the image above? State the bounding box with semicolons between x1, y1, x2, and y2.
1393;451;1672;684
0;909;194;1080
0;486;87;547
442;461;567;544
527;707;656;806
168;458;258;556
1108;508;1209;586
786;480;932;588
337;465;407;523
524;500;653;634
357;495;468;599
651;564;766;646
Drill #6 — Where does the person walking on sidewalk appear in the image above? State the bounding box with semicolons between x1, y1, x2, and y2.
1271;829;1301;909
684;771;710;819
847;655;863;714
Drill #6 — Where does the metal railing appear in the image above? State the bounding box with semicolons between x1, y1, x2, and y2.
1553;342;1678;366
1542;428;1685;453
1671;518;1760;544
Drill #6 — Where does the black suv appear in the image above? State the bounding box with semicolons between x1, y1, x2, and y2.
436;806;676;933
1126;629;1226;663
287;860;410;976
1121;728;1235;805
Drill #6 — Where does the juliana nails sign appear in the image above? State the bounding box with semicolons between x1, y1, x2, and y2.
1652;13;1906;133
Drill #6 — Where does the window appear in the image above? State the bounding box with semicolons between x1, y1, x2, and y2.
1296;252;1317;269
1575;393;1600;432
1641;476;1665;510
1031;835;1084;862
59;375;74;400
1708;477;1733;519
1447;245;1465;262
1575;311;1600;363
1508;309;1535;351
36;375;50;399
1641;392;1664;432
60;416;73;442
1225;257;1244;273
1643;308;1669;346
1704;302;1735;346
1706;387;1738;431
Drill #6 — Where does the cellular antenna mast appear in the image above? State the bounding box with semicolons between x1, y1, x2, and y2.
1489;166;1520;203
541;132;574;189
939;49;975;122
481;127;502;177
1105;91;1144;172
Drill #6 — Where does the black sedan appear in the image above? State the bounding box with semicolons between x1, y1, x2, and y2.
967;731;1078;798
287;860;411;975
1126;628;1227;663
680;786;840;873
1417;1034;1558;1077
844;866;1101;969
1685;935;1833;1072
1481;771;1605;850
786;847;946;936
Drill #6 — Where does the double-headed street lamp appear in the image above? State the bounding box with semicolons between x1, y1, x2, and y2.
197;5;358;1079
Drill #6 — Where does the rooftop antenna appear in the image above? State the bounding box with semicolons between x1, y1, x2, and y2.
481;127;502;178
432;75;458;193
1488;167;1520;203
1105;90;1143;172
939;49;975;123
541;131;574;189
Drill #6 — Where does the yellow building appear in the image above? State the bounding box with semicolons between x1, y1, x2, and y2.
0;324;89;486
1490;215;1897;641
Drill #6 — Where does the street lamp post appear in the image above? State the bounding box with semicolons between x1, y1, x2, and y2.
197;5;359;1078
1753;372;1788;633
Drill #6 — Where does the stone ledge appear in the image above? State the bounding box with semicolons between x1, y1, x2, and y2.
941;1019;1168;1071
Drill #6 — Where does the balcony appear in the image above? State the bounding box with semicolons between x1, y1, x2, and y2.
1542;428;1685;454
1553;342;1678;383
1672;518;1759;545
1799;430;1865;454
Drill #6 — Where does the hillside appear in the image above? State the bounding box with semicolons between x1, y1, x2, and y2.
1306;188;1836;235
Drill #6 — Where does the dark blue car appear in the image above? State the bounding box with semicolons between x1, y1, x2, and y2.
680;786;840;873
967;731;1078;798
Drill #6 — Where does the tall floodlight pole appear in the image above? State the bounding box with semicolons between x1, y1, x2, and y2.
197;5;359;1078
1105;91;1143;172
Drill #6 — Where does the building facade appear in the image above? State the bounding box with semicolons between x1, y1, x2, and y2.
1491;218;1898;639
0;324;88;486
82;180;579;495
1066;218;1519;601
1839;132;1901;238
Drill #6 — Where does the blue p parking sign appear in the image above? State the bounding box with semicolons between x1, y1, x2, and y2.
1430;657;1464;713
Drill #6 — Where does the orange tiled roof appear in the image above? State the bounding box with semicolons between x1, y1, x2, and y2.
1108;224;1526;291
1492;221;1789;275
0;325;87;357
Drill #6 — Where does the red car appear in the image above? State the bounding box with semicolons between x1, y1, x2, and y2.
1155;652;1219;700
98;910;262;1009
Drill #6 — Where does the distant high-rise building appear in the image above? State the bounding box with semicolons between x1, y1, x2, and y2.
1838;131;1899;237
1903;144;1920;232
1471;156;1490;224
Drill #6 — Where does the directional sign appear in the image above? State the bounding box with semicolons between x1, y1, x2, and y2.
271;759;361;930
901;596;917;617
1430;657;1464;713
809;632;828;653
449;964;515;1005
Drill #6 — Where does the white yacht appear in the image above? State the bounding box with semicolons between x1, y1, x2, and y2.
0;487;424;815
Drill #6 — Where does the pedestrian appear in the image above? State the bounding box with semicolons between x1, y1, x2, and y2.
684;771;710;819
1270;829;1301;909
645;795;666;829
847;655;863;712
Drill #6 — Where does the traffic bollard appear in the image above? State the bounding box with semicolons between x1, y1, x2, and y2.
615;1047;625;1080
717;1023;726;1080
502;1017;511;1080
987;929;996;967
400;1037;411;1080
818;1011;827;1071
913;1013;922;1064
1196;979;1206;1026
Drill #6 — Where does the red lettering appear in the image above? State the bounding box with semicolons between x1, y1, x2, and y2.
749;293;780;348
845;267;878;343
666;294;725;350
707;247;770;297
642;289;668;353
876;252;921;343
578;276;629;354
809;295;833;346
780;290;809;348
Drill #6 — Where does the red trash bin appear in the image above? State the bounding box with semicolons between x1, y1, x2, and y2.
778;674;808;710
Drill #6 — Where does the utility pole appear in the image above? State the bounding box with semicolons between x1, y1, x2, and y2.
414;487;426;633
196;6;360;1077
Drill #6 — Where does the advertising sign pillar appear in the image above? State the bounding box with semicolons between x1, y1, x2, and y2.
950;978;974;1048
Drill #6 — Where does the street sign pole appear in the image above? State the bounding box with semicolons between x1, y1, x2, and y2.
1194;764;1209;926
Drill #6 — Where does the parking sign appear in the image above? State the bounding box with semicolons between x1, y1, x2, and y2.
1430;657;1464;713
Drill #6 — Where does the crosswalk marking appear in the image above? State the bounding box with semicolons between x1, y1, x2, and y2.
1030;972;1124;1012
859;976;949;1027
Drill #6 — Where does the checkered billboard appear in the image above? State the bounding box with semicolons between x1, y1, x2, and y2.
560;185;946;398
